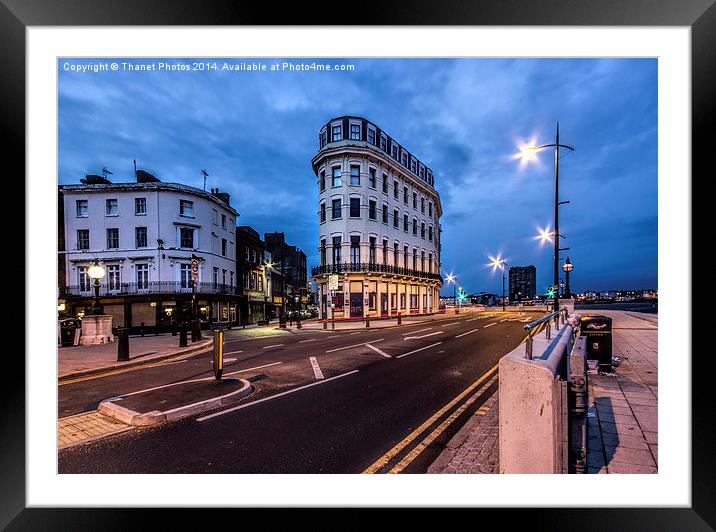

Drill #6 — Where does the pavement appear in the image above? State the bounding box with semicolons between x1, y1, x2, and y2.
58;308;539;472
428;310;658;474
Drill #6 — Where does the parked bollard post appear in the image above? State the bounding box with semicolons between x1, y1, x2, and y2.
140;322;145;337
297;316;302;329
116;327;130;362
191;319;201;342
323;320;327;330
213;326;224;383
179;322;188;347
365;317;370;328
331;319;335;330
397;314;402;325
545;322;551;340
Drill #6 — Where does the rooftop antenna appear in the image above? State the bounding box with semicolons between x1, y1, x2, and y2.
133;159;137;180
102;167;113;179
201;169;209;190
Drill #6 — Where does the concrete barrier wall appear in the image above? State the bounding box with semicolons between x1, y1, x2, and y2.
499;319;576;473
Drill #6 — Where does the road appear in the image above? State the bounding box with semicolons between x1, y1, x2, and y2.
58;309;539;473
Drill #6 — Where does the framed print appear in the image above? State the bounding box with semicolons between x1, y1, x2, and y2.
4;0;712;528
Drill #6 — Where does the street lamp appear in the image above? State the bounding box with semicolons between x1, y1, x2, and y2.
87;259;106;315
562;257;574;298
489;255;507;312
445;272;458;313
517;123;575;312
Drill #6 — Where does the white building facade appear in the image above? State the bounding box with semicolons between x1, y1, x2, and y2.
59;178;240;331
312;116;443;320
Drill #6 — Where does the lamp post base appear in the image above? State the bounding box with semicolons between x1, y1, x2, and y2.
79;314;114;345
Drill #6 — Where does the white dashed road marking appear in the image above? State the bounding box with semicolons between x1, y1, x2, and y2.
404;331;444;340
262;344;284;349
309;357;324;379
299;338;317;343
455;328;479;338
365;343;391;358
397;342;443;359
325;339;385;353
484;322;496;328
402;328;432;336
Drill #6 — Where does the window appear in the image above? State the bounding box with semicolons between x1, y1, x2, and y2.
383;239;388;265
222;269;227;286
403;214;409;232
319;202;326;223
180;263;192;289
429;202;433;217
429;253;433;273
413;249;417;271
212;209;218;225
320;171;326;192
428;226;433;241
391;144;398;159
332;167;342;187
404;245;409;268
419;167;425;179
332;236;342;264
369;168;376;188
382;204;388;224
401;152;408;166
393;209;399;228
350;123;361;140
77;229;89;250
135;198;147;215
411;159;417;173
78;267;89;292
369;237;376;264
180;227;194;248
107;265;120;291
215;268;221;289
350;165;360;185
421;197;425;213
136;264;149;290
421;251;426;272
404;186;409;204
393;180;399;199
320;239;327;266
421;222;425;239
412;218;417;236
382;173;388;193
221;238;227;257
320;130;327;147
180;200;194;217
230;271;234;288
105;199;118;216
350;197;361;218
367;128;376;145
331;124;342;141
221;214;227;229
413;192;417;208
76;200;88;217
350;236;360;265
332;199;342;219
135;227;147;248
380;136;387;152
368;200;377;220
394;243;399;266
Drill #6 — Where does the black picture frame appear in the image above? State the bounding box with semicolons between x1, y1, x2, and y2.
4;0;710;528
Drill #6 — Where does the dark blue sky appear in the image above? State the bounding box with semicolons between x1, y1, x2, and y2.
58;58;657;295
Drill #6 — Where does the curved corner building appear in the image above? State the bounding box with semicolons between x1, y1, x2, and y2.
311;116;443;320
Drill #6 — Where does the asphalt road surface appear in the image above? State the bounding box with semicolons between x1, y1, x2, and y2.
58;310;540;474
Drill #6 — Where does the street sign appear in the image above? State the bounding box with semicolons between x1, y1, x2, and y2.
190;255;199;284
328;274;339;290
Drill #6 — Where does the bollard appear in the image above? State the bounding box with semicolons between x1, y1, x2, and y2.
297;317;302;329
323;320;327;330
397;314;402;325
179;322;188;347
365;317;370;328
140;322;145;337
212;327;224;383
116;327;130;362
331;319;335;330
191;319;201;342
545;322;551;340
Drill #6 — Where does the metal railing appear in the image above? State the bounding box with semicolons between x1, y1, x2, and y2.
60;281;238;297
524;307;569;360
312;262;442;282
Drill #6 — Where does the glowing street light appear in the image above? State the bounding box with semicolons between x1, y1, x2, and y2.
445;272;459;313
536;227;553;244
489;255;508;312
515;123;575;312
87;259;106;315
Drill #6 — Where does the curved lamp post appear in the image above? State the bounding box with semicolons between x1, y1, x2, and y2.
87;259;106;315
562;257;574;298
518;123;575;312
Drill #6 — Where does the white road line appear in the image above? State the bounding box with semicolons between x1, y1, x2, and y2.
224;350;243;356
349;332;362;335
299;338;317;343
484;322;496;328
262;344;284;349
440;322;460;327
402;327;432;336
404;331;444;340
455;328;479;338
397;342;443;359
465;317;479;322
223;361;282;376
365;343;391;358
309;357;324;379
325;339;385;353
197;370;359;421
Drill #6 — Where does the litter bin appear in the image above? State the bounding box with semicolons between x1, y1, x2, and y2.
580;315;613;373
59;318;81;347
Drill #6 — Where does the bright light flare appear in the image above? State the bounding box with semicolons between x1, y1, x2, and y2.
445;273;456;284
535;227;553;244
488;255;506;271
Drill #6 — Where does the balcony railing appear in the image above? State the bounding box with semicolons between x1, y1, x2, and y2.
60;281;239;297
312;263;442;282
